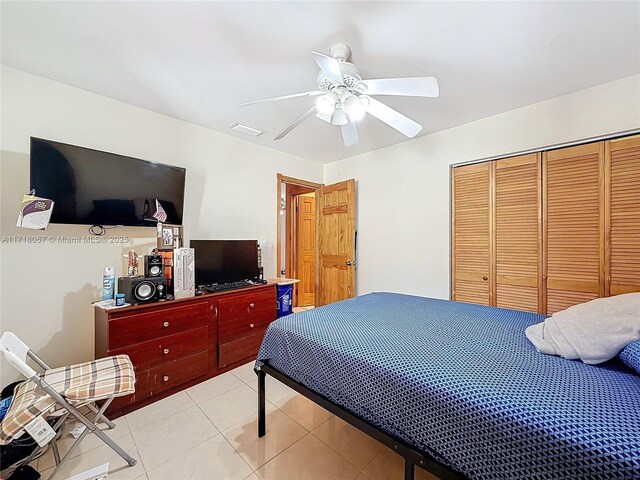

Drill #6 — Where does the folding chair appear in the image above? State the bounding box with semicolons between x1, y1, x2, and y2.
0;332;137;479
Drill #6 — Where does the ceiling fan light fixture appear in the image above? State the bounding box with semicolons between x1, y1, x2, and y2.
242;44;436;146
331;107;349;126
316;90;338;115
343;94;369;121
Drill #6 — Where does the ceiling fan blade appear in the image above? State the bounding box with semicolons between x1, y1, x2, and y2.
366;97;422;138
341;122;358;147
274;105;318;140
241;91;323;107
360;77;439;97
311;51;343;83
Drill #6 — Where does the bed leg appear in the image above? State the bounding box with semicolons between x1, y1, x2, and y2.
258;369;266;437
404;459;415;480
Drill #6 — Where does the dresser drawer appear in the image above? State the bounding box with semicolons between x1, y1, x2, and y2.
219;331;266;368
109;327;208;371
219;315;270;344
108;302;210;349
112;350;209;410
218;289;275;324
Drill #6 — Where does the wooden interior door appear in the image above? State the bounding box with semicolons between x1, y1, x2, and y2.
452;162;492;305
318;180;356;306
543;142;604;314
494;154;541;312
606;135;640;295
296;193;316;306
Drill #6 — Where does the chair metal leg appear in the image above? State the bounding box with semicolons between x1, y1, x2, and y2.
33;380;137;480
51;441;61;466
85;402;116;429
258;369;266;437
47;396;136;480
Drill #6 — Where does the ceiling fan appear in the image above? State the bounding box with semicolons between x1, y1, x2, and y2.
241;43;439;147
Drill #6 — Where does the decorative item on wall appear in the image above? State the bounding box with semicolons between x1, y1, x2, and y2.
16;191;54;230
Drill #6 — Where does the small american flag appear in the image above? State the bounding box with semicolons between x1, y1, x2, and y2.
153;200;168;222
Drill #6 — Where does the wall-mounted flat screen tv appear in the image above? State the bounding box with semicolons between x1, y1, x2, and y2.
30;137;186;226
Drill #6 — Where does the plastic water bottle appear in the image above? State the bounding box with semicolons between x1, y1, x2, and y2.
103;267;115;300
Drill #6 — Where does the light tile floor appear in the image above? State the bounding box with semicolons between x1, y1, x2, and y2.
34;361;439;480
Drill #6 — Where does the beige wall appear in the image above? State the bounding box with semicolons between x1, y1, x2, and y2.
324;74;640;300
0;66;323;382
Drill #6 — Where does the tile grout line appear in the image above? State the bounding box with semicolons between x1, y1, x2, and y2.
125;392;195;432
216;427;256;476
253;431;315;476
119;415;150;476
138;404;220;478
309;416;387;474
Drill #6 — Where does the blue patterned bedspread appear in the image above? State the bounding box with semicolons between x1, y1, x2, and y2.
256;292;640;480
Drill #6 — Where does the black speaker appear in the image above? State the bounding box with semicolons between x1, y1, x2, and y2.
144;255;163;278
118;276;167;305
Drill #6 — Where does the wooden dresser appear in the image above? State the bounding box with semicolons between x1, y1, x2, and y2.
95;283;276;417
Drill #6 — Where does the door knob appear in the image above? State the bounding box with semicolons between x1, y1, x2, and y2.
482;276;488;281
163;321;170;328
345;261;353;266
249;303;255;308
163;375;169;382
250;323;255;329
163;348;170;355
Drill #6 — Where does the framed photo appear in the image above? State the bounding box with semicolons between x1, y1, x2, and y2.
161;227;174;247
157;224;183;250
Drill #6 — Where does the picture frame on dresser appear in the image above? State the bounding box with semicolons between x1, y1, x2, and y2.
157;224;183;250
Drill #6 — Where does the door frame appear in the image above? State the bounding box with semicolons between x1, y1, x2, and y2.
276;174;322;307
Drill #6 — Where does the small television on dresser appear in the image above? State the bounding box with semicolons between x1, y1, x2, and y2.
191;240;260;286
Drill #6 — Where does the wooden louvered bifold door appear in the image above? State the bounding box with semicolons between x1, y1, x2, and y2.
452;162;492;305
606;135;640;295
494;154;541;312
543;143;604;314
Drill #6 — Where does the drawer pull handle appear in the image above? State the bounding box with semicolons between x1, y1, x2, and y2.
163;321;170;328
250;323;255;328
163;375;170;382
163;348;170;355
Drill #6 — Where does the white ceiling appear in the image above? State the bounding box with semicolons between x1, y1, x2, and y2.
2;1;639;163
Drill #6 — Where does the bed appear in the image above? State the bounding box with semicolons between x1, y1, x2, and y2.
255;292;640;480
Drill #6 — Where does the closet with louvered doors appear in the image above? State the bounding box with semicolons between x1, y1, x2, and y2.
452;135;639;314
542;143;605;314
494;154;542;312
451;161;492;305
605;135;640;296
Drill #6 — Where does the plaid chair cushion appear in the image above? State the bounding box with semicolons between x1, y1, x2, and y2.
0;355;135;444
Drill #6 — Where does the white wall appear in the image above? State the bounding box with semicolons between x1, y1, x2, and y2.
0;66;323;381
324;74;640;299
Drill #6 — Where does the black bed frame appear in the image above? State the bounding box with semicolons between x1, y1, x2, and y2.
257;363;468;480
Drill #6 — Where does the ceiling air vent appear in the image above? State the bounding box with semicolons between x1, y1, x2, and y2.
229;123;264;137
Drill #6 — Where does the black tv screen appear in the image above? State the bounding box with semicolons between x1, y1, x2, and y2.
191;240;259;285
30;137;186;226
